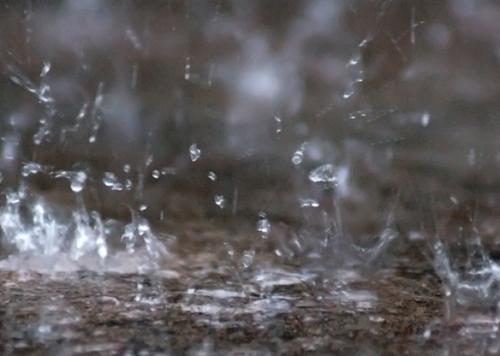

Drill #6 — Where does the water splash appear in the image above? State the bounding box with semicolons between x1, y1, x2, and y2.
0;186;168;273
257;213;271;239
308;163;338;185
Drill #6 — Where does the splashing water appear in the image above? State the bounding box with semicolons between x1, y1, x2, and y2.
0;0;499;354
308;164;338;185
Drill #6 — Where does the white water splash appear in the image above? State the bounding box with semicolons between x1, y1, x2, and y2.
0;189;169;273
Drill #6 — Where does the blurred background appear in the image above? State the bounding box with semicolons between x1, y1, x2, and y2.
1;0;500;259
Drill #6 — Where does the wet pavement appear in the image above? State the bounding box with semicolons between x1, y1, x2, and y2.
0;253;442;355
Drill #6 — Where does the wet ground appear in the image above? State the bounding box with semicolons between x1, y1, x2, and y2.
0;215;495;356
0;250;443;355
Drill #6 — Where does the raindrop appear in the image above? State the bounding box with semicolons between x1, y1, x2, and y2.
308;164;337;184
359;35;372;48
123;164;131;173
224;242;235;258
423;329;431;339
161;166;177;175
241;250;255;269
257;215;271;238
292;142;307;165
40;61;51;77
152;170;160;179
125;179;133;190
103;172;116;186
70;171;87;193
292;153;303;165
125;28;142;50
208;171;217;181
411;6;416;46
299;198;320;208
342;87;354;99
274;115;282;134
214;195;225;209
103;172;123;191
347;56;360;67
37;84;53;104
189;143;201;162
421;112;430;127
184;56;191;81
21;162;43;177
349;110;369;120
145;155;154;167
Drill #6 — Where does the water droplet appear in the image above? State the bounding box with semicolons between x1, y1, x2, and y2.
214;195;225;209
161;166;177;175
125;179;133;190
70;171;87;193
123;164;131;173
103;172;116;186
97;244;108;259
184;56;191;81
444;288;451;297
40;61;51;77
208;171;217;181
139;204;148;212
299;198;320;208
274;115;282;134
38;85;54;104
37;324;52;335
257;216;271;238
21;162;43;177
347;56;360;66
342;87;354;99
145;155;154;167
292;142;307;165
224;242;235;258
189;143;201;162
103;172;123;191
292;152;303;165
241;250;255;269
125;28;142;50
369;315;385;323
421;112;430;127
308;164;337;184
423;329;431;339
349;110;369;120
6;191;21;204
152;170;160;179
359;36;371;48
